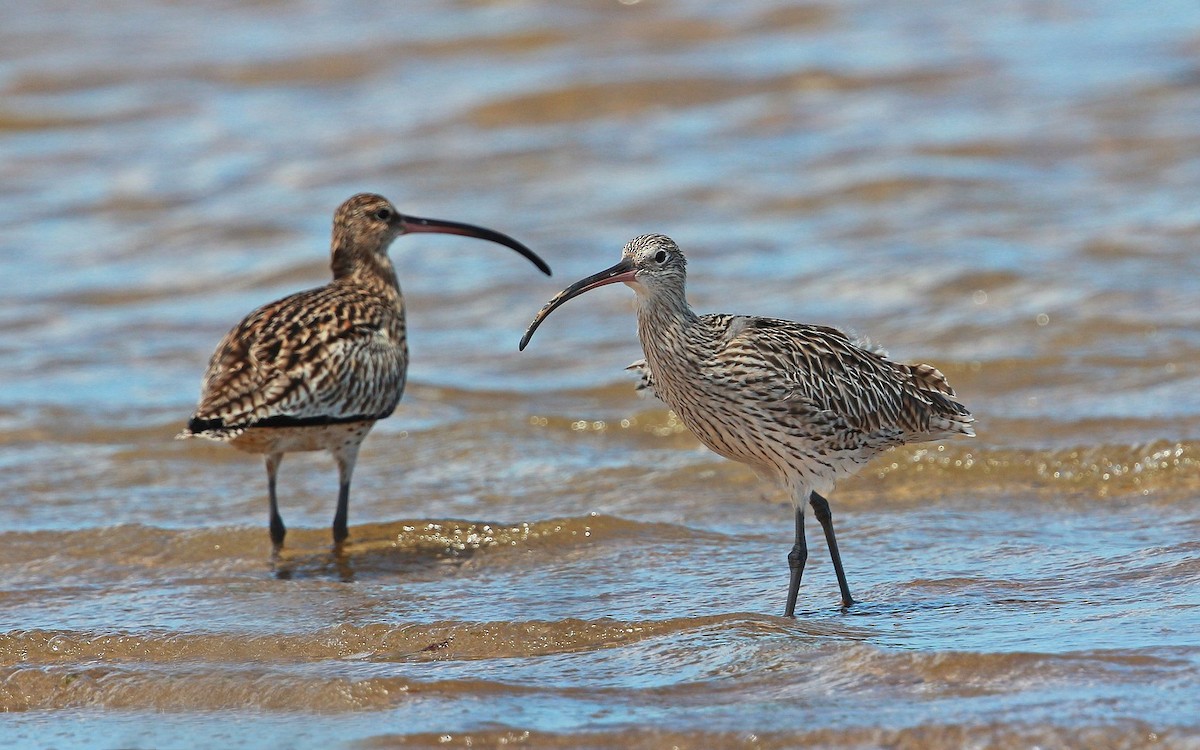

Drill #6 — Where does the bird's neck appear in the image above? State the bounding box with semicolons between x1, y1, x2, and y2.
331;243;401;297
634;287;699;359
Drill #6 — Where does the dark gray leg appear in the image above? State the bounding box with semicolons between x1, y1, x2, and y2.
332;477;350;547
331;445;359;548
784;505;807;618
809;492;854;608
265;453;286;548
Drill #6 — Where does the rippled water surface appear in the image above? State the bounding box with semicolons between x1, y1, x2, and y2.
4;1;1200;747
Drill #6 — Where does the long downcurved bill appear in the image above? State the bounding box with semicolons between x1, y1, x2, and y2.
518;258;636;350
402;215;551;276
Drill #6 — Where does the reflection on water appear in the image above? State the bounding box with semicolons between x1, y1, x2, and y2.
3;0;1200;747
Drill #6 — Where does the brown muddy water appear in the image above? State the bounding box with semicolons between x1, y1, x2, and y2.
3;1;1200;748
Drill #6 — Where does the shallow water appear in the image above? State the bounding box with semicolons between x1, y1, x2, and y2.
3;0;1200;747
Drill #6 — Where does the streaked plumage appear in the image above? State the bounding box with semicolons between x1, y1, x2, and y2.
181;193;550;548
520;234;973;615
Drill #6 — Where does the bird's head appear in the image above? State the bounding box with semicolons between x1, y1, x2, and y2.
518;233;687;350
330;193;550;280
618;233;688;294
332;193;405;259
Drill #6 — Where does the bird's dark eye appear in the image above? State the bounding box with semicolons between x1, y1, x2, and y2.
654;250;668;263
374;207;393;222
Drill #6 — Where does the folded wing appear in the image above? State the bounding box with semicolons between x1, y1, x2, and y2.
708;315;973;444
184;285;406;437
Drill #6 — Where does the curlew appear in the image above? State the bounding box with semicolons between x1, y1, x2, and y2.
180;193;550;549
519;234;973;615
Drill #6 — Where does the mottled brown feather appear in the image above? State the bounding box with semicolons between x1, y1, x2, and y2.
616;233;974;497
180;192;548;548
523;232;972;610
182;193;408;442
708;315;971;441
191;281;406;434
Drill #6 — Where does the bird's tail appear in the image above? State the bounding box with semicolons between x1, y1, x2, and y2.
910;363;975;438
176;416;243;442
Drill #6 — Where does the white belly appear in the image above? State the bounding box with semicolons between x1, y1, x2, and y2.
226;420;377;455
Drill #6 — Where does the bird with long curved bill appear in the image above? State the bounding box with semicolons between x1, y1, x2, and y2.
519;234;973;615
180;193;551;550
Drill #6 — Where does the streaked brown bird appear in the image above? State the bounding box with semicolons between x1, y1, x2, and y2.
180;193;550;549
519;234;973;615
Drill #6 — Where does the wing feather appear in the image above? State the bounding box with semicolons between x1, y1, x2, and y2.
186;283;406;433
705;315;972;441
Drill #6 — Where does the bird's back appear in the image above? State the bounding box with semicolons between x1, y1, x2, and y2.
716;316;972;438
639;312;973;486
182;280;407;441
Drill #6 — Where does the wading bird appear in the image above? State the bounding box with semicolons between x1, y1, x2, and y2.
181;193;550;549
519;234;972;615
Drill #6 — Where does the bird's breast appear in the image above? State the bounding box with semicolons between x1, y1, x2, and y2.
641;343;770;462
